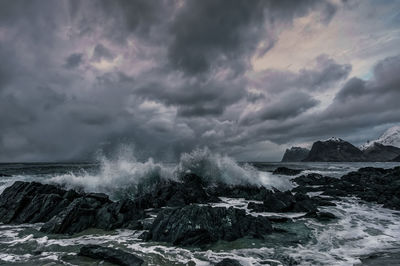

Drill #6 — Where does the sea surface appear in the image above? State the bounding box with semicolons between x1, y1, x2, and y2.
1;157;400;265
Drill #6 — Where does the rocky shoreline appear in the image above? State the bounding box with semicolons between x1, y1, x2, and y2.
1;166;399;265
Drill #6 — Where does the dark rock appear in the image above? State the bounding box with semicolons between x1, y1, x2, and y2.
134;174;220;209
303;138;365;162
267;216;291;223
293;167;400;211
215;258;242;266
78;244;143;266
40;196;146;234
85;192;111;204
207;184;272;201
293;174;338;186
362;143;400;162
248;191;318;213
144;205;272;246
0;181;78;224
321;188;348;197
40;196;104;234
303;211;337;221
281;147;310;162
273;167;302;176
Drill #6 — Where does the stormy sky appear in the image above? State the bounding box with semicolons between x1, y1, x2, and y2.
1;0;400;162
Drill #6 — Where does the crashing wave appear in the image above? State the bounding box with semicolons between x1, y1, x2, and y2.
48;147;287;200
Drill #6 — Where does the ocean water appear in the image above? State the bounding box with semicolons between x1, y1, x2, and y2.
1;150;400;265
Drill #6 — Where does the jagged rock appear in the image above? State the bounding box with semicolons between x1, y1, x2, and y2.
134;174;220;209
207;184;272;201
40;195;148;234
144;205;272;246
281;147;310;162
247;191;318;213
303;211;337;221
273;167;302;176
362;143;400;161
215;258;242;266
292;167;400;210
303;138;365;162
293;173;339;186
78;244;143;266
0;181;78;224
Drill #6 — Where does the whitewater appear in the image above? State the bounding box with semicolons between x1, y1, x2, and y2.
1;148;400;265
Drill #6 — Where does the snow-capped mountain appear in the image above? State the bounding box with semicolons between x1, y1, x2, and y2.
323;137;345;143
360;126;400;150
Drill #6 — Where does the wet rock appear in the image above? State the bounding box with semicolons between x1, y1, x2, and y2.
303;211;337;221
293;167;400;211
208;184;273;201
0;181;78;224
293;174;338;186
78;244;143;266
144;205;272;246
247;191;318;213
273;167;302;176
40;196;146;234
134;174;220;209
215;258;242;266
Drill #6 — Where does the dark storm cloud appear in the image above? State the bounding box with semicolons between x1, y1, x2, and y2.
5;0;394;162
96;0;174;41
134;70;247;117
240;91;319;126
64;53;84;69
168;0;338;75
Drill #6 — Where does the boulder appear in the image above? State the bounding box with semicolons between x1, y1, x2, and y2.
303;211;337;221
292;167;400;211
0;181;78;224
207;184;273;201
133;174;220;209
78;244;143;266
247;191;318;213
144;205;272;246
293;174;338;186
40;196;146;234
272;167;302;176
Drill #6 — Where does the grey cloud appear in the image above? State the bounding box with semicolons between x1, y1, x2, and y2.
6;0;397;163
251;55;351;94
92;44;115;62
64;53;84;69
134;70;247;117
240;91;319;126
236;54;400;147
168;0;338;75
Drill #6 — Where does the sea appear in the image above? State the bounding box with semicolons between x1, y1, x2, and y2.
1;150;400;265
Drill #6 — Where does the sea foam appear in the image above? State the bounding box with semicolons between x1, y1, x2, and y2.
48;147;287;199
